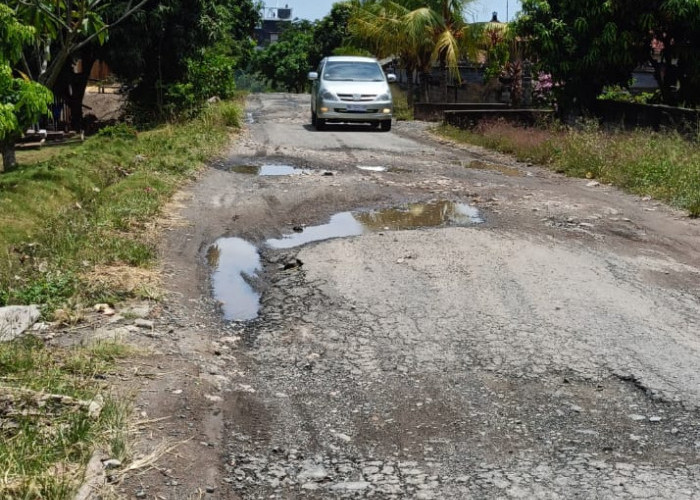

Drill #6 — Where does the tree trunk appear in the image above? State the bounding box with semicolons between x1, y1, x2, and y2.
69;53;96;132
1;139;17;172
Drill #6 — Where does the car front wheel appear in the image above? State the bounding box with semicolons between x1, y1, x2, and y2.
316;118;326;131
380;120;392;132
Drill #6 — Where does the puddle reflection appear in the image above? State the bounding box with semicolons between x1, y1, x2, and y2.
208;238;261;321
266;200;482;249
230;164;310;176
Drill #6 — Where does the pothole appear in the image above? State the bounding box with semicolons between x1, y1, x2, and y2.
230;164;311;176
207;238;261;321
208;201;483;320
267;200;483;249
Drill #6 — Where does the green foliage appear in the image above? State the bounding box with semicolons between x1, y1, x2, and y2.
599;85;657;104
96;123;139;139
253;23;315;92
515;0;640;114
0;270;77;309
105;0;259;120
165;48;239;115
516;0;700;112
0;6;53;169
437;121;700;217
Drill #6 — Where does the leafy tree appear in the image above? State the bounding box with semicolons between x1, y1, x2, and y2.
252;21;316;92
515;0;700;111
311;2;356;65
0;5;53;171
9;0;149;90
515;0;642;114
641;0;700;106
7;0;149;129
104;0;259;120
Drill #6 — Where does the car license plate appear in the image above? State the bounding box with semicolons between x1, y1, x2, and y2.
346;104;366;112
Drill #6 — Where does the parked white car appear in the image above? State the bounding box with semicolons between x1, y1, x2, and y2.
308;56;397;131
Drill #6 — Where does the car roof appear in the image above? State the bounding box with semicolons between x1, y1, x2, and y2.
323;56;378;63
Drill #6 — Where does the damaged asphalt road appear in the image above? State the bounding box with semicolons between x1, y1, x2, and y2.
140;93;700;499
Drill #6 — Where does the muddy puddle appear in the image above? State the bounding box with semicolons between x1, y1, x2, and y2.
207;238;261;321
210;200;483;320
267;200;483;249
230;164;310;176
465;159;523;177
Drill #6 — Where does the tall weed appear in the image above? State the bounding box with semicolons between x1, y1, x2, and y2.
438;120;700;217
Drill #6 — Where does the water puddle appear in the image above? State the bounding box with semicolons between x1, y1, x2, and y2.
266;200;482;249
356;165;409;173
207;238;261;321
230;164;310;176
357;165;387;172
210;200;483;320
465;160;523;177
267;212;365;249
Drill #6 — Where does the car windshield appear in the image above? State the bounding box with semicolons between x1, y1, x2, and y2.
323;62;385;82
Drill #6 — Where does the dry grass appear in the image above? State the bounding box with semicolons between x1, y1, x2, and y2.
437;119;700;217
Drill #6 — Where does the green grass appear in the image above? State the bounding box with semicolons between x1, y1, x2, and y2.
437;120;700;217
0;99;243;498
1;98;243;313
0;337;132;497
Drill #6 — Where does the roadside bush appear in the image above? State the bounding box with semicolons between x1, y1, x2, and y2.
96;123;138;139
166;50;238;117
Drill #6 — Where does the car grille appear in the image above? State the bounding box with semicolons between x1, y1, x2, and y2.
337;94;377;102
334;108;379;113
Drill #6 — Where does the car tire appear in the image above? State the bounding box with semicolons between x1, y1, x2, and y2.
380;120;392;132
311;110;317;126
316;118;326;131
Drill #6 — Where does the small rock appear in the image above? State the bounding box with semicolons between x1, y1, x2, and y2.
586;181;600;187
0;305;41;342
628;414;646;421
94;303;116;315
330;481;370;491
205;486;215;493
134;318;154;329
649;416;662;422
103;459;122;469
331;431;352;443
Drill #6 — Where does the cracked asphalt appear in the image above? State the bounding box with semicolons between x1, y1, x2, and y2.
146;92;700;499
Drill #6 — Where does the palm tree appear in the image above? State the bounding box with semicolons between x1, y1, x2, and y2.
349;0;478;103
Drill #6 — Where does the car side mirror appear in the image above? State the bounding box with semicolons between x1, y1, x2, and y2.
386;73;397;83
308;71;319;80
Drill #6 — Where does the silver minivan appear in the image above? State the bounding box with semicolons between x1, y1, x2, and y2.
308;56;397;131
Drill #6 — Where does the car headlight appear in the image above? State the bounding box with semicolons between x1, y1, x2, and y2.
376;93;391;101
321;90;337;101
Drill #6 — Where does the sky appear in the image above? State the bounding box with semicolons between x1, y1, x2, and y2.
271;0;522;23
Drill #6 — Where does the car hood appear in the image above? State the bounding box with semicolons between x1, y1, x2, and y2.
322;81;390;94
